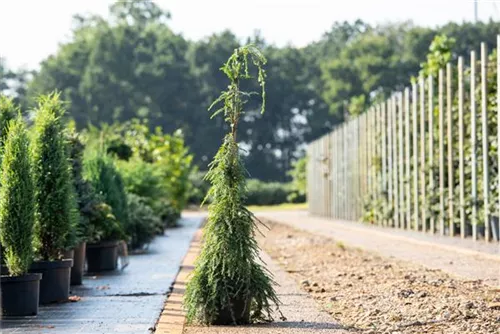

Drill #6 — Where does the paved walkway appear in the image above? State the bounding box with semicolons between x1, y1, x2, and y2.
0;216;202;334
257;211;500;287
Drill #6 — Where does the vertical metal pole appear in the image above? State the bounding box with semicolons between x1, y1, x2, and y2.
497;35;500;241
420;77;427;232
376;105;382;225
447;63;454;236
439;69;446;236
412;83;419;231
398;93;405;228
405;88;411;229
428;75;435;233
471;51;478;241
381;102;387;226
458;56;466;238
481;43;490;241
393;96;399;228
387;99;393;227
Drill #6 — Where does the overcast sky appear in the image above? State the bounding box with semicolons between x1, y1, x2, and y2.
0;0;498;70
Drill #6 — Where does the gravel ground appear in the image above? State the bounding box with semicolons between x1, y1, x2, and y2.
257;211;500;287
258;222;500;334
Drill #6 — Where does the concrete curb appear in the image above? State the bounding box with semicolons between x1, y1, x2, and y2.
154;229;202;334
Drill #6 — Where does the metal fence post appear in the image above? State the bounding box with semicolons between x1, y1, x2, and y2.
428;75;435;233
412;83;419;231
481;43;490;241
439;69;446;236
446;63;454;236
471;51;478;241
405;88;411;229
458;56;466;238
420;77;426;232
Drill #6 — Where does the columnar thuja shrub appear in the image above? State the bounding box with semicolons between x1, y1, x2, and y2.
185;45;280;325
0;117;35;276
0;94;19;264
31;94;73;260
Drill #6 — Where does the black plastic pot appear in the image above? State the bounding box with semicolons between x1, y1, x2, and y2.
63;242;86;285
1;264;8;275
72;242;86;285
1;273;42;316
212;297;251;325
30;259;73;304
86;241;119;272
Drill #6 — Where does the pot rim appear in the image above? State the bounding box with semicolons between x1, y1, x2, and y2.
30;259;73;270
87;240;119;248
1;272;42;283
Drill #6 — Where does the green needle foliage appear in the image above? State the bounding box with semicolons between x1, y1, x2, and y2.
0;95;17;146
31;93;73;261
0;117;35;276
0;94;19;264
185;45;280;325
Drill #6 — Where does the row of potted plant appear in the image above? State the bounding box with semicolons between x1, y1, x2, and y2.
0;94;74;315
0;93;190;316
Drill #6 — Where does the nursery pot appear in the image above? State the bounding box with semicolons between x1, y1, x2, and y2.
212;297;251;325
30;259;73;304
63;242;86;285
71;242;86;285
1;264;8;275
1;273;42;316
86;241;119;272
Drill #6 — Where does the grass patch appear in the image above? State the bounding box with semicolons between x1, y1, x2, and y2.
248;202;308;212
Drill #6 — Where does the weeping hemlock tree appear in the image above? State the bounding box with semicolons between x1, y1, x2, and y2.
0;117;35;276
32;94;72;260
185;45;280;325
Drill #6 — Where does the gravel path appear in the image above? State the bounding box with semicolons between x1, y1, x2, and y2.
257;211;500;286
258;221;500;334
184;252;348;334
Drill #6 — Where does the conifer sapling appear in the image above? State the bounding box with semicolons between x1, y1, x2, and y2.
0;117;35;276
185;45;281;325
31;93;73;261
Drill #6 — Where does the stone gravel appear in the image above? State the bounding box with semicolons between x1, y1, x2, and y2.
258;222;500;334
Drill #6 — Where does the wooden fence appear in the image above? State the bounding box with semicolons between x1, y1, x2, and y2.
307;37;500;242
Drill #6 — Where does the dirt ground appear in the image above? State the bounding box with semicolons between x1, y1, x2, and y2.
257;222;500;334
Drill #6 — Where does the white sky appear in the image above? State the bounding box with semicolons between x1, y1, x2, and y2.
0;0;498;70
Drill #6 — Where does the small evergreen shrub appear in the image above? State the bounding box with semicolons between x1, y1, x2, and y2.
246;180;293;206
0;94;19;264
0;95;18;145
126;193;160;249
67;130;92;242
31;93;73;261
116;157;165;214
0;117;35;276
185;45;280;325
84;150;129;239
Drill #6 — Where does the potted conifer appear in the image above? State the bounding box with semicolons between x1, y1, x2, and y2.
185;45;280;325
84;151;127;272
63;130;90;285
0;95;17;276
30;94;73;304
0;117;42;316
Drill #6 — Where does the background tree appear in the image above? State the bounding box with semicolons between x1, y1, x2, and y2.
18;1;500;181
